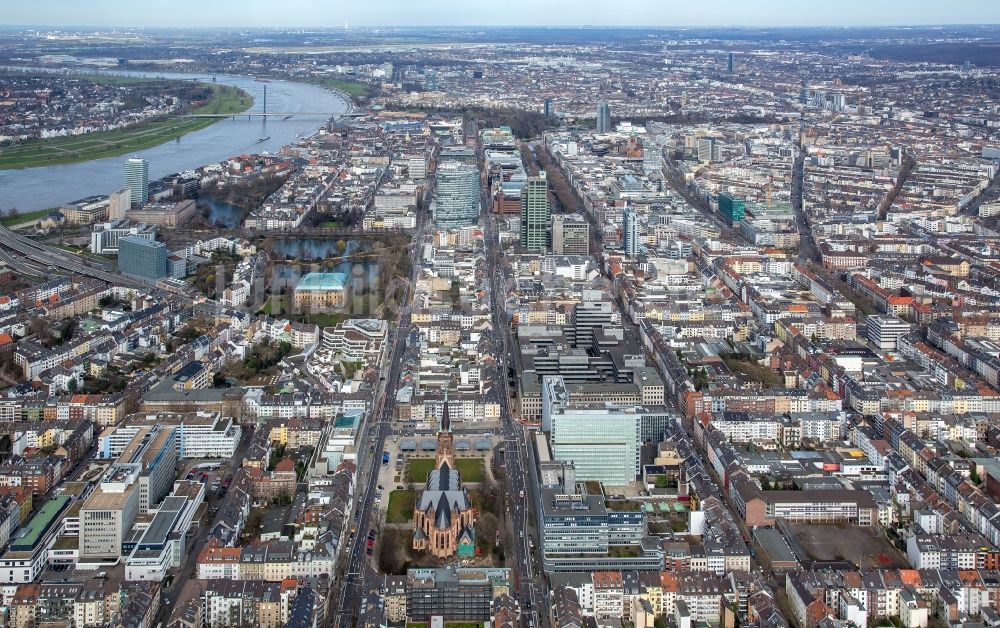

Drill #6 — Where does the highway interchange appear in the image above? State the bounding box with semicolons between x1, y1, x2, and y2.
0;224;151;289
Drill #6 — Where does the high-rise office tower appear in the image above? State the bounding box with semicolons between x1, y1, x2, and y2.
831;92;846;112
119;236;167;281
728;52;735;73
623;208;639;257
519;173;550;251
543;98;554;117
432;162;480;228
551;214;590;255
550;406;641;485
570;298;620;346
124;158;149;206
697;138;714;164
596;101;611;134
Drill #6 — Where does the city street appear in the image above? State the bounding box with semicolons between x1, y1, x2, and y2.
482;201;543;626
331;204;424;628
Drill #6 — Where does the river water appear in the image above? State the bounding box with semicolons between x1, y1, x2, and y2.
0;68;350;212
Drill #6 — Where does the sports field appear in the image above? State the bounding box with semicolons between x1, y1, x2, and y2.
0;84;252;170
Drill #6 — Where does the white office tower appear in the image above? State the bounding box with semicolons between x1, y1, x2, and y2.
623;208;639;257
124;158;149;206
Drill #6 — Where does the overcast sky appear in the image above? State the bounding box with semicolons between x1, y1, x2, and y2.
5;0;1000;28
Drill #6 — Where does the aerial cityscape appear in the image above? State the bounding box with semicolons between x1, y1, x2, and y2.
1;2;1000;627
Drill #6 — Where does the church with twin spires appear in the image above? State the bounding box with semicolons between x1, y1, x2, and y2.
412;394;477;558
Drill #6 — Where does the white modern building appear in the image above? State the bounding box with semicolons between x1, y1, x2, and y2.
124;158;149;206
549;406;641;485
321;319;389;363
866;315;911;352
90;219;157;255
98;412;241;460
124;490;203;581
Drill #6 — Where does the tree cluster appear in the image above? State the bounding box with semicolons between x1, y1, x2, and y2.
239;338;292;379
535;144;584;215
388;104;558;139
377;528;406;575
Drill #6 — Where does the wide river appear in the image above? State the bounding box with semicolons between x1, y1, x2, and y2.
0;68;350;212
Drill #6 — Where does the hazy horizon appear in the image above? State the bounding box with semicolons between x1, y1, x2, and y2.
5;0;1000;29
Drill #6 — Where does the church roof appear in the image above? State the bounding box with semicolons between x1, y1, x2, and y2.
417;490;470;519
435;496;452;528
458;526;475;544
426;466;461;492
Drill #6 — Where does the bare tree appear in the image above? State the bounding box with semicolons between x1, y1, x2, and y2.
477;512;499;555
500;521;516;568
378;528;405;574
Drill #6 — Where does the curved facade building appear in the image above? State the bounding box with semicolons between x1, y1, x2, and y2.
433;161;480;228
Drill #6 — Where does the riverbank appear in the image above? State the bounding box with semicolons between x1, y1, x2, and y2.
0;83;253;170
0;70;349;212
0;208;55;228
293;77;367;108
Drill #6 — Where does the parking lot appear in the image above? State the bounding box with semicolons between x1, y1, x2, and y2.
180;460;233;503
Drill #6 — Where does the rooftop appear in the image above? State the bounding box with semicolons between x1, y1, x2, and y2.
10;496;70;553
295;271;347;292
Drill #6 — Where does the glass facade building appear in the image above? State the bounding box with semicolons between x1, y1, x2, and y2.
118;236;167;281
623;208;639;257
550;408;640;485
433;162;480;228
719;193;746;224
596;101;611;133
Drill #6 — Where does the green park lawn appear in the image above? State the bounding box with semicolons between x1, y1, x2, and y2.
386;490;417;524
0;208;56;226
407;457;483;483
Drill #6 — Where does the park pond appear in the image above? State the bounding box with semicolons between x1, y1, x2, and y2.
270;238;361;261
197;197;247;229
